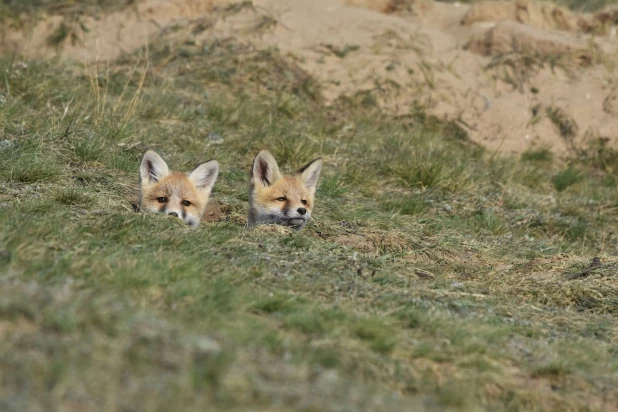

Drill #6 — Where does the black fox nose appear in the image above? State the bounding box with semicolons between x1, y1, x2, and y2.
168;212;178;218
297;207;307;216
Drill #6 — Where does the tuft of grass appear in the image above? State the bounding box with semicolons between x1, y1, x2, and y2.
2;155;61;183
552;167;582;192
354;319;397;354
324;43;360;58
284;310;325;334
73;137;106;161
532;362;571;378
46;21;82;47
318;173;347;198
470;208;507;235
547;106;579;140
522;148;553;163
381;196;428;215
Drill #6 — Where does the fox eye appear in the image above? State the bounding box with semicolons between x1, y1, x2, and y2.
182;200;191;207
157;197;167;203
301;199;308;205
276;197;287;202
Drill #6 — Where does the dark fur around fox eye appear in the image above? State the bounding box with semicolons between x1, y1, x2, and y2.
182;200;191;207
301;199;308;205
157;197;167;203
276;197;287;202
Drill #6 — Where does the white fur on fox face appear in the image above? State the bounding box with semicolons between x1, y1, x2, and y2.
162;196;200;226
253;204;309;229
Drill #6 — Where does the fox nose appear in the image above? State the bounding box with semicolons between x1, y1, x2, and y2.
168;212;179;218
297;207;307;216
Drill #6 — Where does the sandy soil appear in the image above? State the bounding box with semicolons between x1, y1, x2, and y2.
2;0;617;156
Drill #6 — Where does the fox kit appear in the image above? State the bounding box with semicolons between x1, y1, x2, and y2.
248;150;322;230
139;150;219;227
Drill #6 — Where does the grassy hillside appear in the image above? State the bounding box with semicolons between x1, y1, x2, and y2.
1;18;618;412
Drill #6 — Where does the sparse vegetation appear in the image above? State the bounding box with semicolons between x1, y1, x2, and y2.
552;166;582;192
0;0;135;20
1;2;618;412
522;148;553;162
440;0;618;12
547;106;579;140
323;43;361;58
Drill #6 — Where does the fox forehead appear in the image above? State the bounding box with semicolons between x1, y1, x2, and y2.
256;176;312;201
143;172;200;200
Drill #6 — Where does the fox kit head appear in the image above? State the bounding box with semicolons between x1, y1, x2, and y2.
139;150;219;227
248;150;322;230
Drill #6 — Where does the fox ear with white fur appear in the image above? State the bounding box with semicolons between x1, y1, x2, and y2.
140;150;170;184
252;150;282;187
189;160;219;194
298;158;322;194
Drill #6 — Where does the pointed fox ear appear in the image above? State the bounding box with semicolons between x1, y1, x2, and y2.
298;158;322;192
140;150;170;184
189;160;219;193
252;150;282;187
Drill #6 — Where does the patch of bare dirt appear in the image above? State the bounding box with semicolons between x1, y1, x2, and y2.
2;0;618;156
334;234;379;254
203;202;225;222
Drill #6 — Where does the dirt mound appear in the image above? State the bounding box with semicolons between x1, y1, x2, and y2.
461;0;618;35
0;0;237;61
1;0;617;157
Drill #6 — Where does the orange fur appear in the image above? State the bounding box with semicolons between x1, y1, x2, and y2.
139;150;219;226
248;150;322;230
254;176;314;213
141;173;207;217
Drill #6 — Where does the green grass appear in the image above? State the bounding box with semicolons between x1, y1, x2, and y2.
522;148;553;163
552;167;582;192
553;0;618;11
1;13;618;412
438;0;618;12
